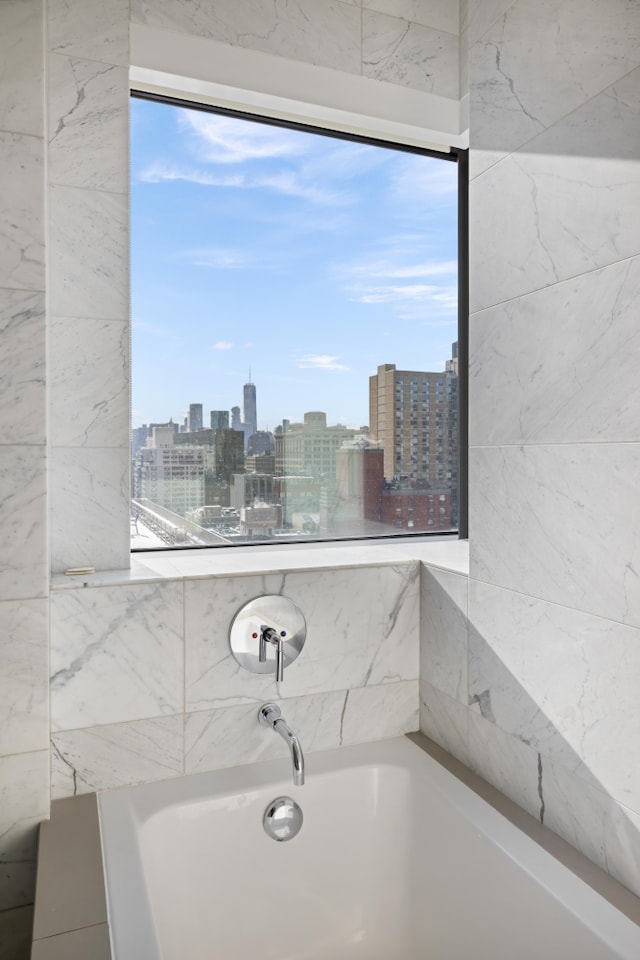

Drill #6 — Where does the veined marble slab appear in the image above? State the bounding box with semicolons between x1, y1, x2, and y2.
185;565;419;710
468;580;640;811
0;290;46;446
131;0;362;75
469;443;640;628
470;255;640;445
50;581;184;731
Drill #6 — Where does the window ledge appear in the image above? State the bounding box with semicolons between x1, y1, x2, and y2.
50;538;469;590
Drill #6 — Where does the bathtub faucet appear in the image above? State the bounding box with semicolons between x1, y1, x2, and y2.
258;703;305;786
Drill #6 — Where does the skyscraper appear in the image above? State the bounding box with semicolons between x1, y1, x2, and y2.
187;403;203;432
243;378;257;438
210;410;230;430
369;358;457;490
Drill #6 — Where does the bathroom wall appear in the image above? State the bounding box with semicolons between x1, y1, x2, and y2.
420;0;640;897
0;0;461;947
0;1;50;952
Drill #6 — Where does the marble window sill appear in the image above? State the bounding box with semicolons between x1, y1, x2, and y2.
50;537;470;590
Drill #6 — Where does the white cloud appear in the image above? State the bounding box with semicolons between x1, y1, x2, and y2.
180;110;307;164
214;341;234;350
297;354;349;372
188;248;248;269
346;258;457;280
138;162;348;205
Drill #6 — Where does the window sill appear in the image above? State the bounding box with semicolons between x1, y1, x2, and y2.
50;537;469;590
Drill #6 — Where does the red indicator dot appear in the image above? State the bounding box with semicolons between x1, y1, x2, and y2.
252;632;258;639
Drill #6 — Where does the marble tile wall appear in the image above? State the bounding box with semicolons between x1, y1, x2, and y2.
0;0;461;932
49;563;420;797
131;0;461;100
0;0;51;930
419;0;640;899
48;0;131;576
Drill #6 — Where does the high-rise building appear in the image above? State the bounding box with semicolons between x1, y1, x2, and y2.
274;412;356;481
210;410;230;430
243;379;257;438
188;403;203;432
175;428;245;497
369;349;458;527
369;356;457;490
134;444;205;516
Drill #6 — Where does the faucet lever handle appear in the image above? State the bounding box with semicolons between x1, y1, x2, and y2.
259;625;285;682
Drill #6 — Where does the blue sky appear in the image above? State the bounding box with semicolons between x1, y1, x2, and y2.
131;97;458;431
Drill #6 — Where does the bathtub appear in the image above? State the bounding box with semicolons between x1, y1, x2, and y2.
98;736;640;960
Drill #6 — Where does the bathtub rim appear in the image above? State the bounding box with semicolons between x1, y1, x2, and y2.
97;734;640;960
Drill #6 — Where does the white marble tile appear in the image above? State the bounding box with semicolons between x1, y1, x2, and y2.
131;0;362;74
340;679;418;743
541;757;640;899
0;599;48;757
0;0;44;137
363;11;459;98
464;0;516;46
459;21;469;98
470;0;640;166
468;443;640;628
0;904;34;960
48;56;128;193
185;691;347;775
49;185;128;320
468;710;543;821
419;679;469;765
51;716;184;798
185;565;419;711
49;446;131;574
0;447;47;603
468;581;640;811
421;566;468;702
50;581;184;730
0;751;49;911
470;256;640;445
471;72;640;311
0;133;44;292
50;318;128;447
0;290;46;445
48;0;130;66
362;0;459;35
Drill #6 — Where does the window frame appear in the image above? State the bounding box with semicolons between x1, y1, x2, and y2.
129;90;468;550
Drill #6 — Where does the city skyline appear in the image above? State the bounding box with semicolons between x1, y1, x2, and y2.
131;97;458;430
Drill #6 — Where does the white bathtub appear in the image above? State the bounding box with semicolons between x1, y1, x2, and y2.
98;736;640;960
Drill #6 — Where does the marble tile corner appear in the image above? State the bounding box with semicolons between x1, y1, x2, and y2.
420;565;468;702
419;679;469;766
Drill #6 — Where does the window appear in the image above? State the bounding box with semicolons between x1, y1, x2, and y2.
130;94;466;549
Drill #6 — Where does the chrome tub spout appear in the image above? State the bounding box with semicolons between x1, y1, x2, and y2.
258;703;305;786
